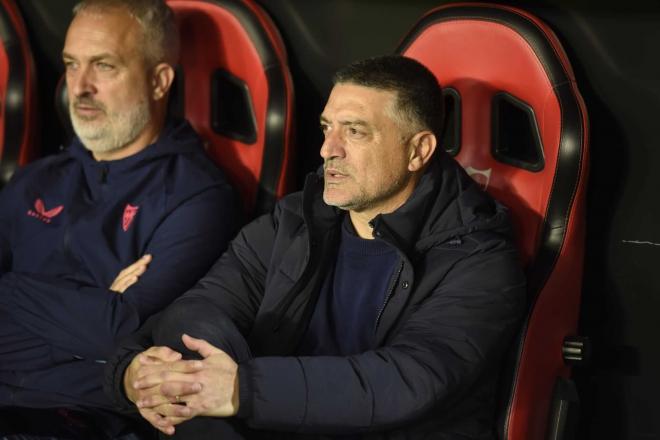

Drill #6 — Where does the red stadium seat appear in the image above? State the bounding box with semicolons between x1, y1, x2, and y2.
0;0;37;186
166;0;295;217
398;3;589;439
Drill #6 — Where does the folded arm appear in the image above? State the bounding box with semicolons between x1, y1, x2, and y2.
104;207;277;414
0;187;237;363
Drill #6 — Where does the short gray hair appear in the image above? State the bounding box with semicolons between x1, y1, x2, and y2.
73;0;180;66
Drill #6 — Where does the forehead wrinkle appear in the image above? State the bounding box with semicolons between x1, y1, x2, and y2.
66;9;144;62
323;84;400;135
339;119;369;127
63;51;123;63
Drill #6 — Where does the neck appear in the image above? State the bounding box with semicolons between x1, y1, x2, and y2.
348;189;413;239
347;173;422;239
348;211;376;239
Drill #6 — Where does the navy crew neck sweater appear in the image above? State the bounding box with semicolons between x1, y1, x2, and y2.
298;215;400;356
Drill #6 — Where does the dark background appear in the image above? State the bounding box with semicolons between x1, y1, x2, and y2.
15;0;660;438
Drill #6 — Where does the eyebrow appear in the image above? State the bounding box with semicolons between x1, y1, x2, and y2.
319;116;369;127
61;52;119;63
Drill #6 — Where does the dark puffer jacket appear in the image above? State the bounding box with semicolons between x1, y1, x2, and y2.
107;152;525;439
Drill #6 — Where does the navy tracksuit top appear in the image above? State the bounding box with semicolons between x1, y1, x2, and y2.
0;119;238;409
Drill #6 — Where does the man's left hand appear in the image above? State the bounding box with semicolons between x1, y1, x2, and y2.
110;254;152;293
134;334;240;428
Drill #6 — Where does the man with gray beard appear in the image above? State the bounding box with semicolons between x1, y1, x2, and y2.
0;0;238;437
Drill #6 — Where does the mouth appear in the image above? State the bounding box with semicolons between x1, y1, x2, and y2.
72;98;105;118
324;168;348;183
73;104;104;120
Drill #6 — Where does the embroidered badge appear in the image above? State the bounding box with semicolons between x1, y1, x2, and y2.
465;166;493;191
122;204;139;232
27;198;64;224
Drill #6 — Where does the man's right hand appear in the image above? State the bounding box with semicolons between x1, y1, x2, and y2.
110;254;152;293
124;346;188;435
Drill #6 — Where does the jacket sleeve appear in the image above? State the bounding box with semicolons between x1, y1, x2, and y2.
237;239;526;434
104;205;279;409
0;185;238;363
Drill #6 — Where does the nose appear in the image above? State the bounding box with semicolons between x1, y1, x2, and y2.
320;126;345;161
68;65;97;98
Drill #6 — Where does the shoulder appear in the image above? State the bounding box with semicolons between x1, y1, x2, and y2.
171;147;232;188
3;151;74;191
244;190;305;234
155;119;235;193
152;147;237;221
275;190;305;218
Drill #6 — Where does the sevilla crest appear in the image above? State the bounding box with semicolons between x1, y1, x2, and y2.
464;166;492;191
122;204;139;232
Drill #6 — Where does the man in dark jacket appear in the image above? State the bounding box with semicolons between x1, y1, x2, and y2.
0;0;237;437
108;56;525;439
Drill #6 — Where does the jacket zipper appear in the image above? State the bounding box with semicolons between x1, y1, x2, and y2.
374;259;404;331
99;165;108;184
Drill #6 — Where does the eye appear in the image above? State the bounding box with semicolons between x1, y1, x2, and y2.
63;60;78;71
320;123;330;135
346;126;366;139
96;62;114;71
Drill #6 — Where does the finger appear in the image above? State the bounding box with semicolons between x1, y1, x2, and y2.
134;367;203;390
140;346;183;364
136;382;202;409
182;333;223;358
140;408;176;436
109;275;131;293
135;380;201;408
117;254;153;278
162;415;190;427
110;267;145;293
110;255;153;291
130;254;153;269
137;357;203;379
111;275;139;293
122;259;150;278
160;379;203;398
138;355;167;366
147;401;194;419
114;261;149;288
137;393;189;410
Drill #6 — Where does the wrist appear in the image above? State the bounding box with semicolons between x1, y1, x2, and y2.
230;366;240;415
123;358;138;403
235;362;253;419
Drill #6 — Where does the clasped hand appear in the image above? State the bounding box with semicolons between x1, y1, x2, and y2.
124;334;239;436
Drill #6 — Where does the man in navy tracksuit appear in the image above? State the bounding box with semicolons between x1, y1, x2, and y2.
0;0;236;437
108;56;526;439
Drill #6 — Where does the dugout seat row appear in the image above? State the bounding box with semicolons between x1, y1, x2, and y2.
56;0;296;218
397;4;590;439
0;1;589;439
166;0;295;217
0;0;37;187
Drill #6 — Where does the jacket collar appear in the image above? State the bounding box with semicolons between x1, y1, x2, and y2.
68;118;202;187
304;151;511;256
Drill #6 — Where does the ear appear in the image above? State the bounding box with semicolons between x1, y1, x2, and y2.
151;63;175;101
408;131;437;172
